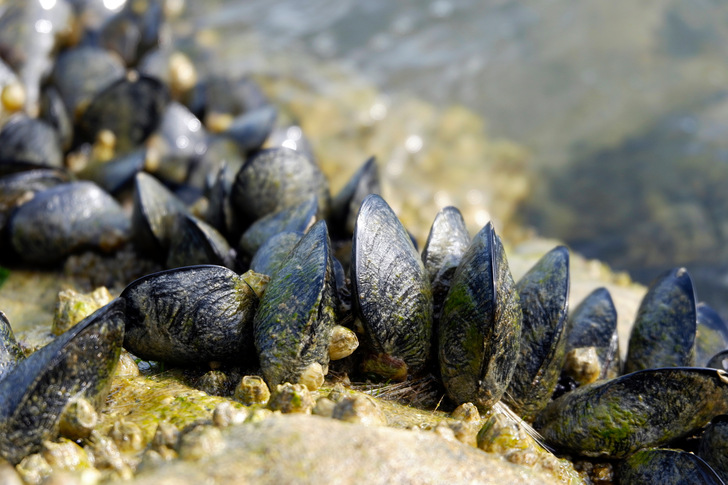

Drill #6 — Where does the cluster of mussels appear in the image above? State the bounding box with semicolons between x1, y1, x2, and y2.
2;1;728;483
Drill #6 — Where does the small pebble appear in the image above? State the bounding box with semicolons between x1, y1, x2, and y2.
332;395;386;426
15;454;52;485
177;425;225;461
268;383;315;414
451;402;480;422
212;402;248;427
114;351;140;377
109;421;144;454
152;422;181;450
312;397;336;418
0;458;22;485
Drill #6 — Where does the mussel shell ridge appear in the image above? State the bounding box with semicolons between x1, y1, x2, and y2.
438;222;522;411
254;220;337;389
352;194;432;379
121;265;258;365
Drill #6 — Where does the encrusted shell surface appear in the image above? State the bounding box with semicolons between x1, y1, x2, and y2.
534;367;728;458
438;222;522;411
121;265;259;365
352;194;433;379
619;448;724;485
0;311;24;381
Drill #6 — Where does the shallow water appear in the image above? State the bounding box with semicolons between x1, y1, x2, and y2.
181;0;728;321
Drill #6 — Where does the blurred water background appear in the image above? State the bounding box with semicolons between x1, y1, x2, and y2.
177;1;728;319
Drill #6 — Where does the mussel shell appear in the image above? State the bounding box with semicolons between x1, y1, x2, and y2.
421;206;471;325
534;367;728;458
254;220;337;388
39;86;73;151
619;448;724;485
698;415;728;484
121;265;258;365
49;46;125;120
79;148;147;194
0;168;70;232
707;350;728;371
0;299;125;464
97;0;164;66
0;310;24;381
131;171;188;258
204;161;236;237
352;194;433;378
238;195;317;259
329;156;380;238
438;222;522;411
624;267;696;373
504;246;569;421
230;147;331;230
696;302;728;367
249;231;303;277
564;287;620;380
188;76;268;119
165;213;235;269
221;105;277;154
0;115;62;167
8;181;130;264
78;74;169;154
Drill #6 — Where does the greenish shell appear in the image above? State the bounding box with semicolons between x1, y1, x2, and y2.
438;222;522;412
620;448;724;485
254;220;337;388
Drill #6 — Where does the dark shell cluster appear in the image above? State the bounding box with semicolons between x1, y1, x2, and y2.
1;1;728;484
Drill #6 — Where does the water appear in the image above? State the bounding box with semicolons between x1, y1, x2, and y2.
182;0;728;320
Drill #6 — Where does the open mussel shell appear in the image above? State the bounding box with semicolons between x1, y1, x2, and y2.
504;245;569;421
166;213;235;270
230;147;331;231
131;171;188;258
249;231;303;277
238;195;318;259
698;415;728;483
624;267;696;373
254;220;337;390
0;115;63;167
438;222;522;412
0;311;24;381
696;302;728;367
78;74;169;154
0;299;125;464
8;181;130;264
619;448;724;485
49;46;125;120
534;367;728;458
121;265;259;365
563;287;620;381
329;156;380;238
421;206;471;325
352;194;432;380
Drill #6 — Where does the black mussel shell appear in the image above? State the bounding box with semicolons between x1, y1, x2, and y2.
189;76;268;119
534;367;728;458
352;194;432;380
329;156;380;238
563;287;620;381
80;148;147;194
696;302;728;367
0;299;125;464
438;222;522;412
230;147;331;231
78;74;169;154
131;171;188;258
698;415;728;484
204;162;236;237
8;181;130;264
254;220;337;390
98;0;164;66
624;267;696;373
0;115;62;167
221;105;277;154
39;86;73;151
249;231;303;277
0;311;24;381
421;206;471;326
619;448;724;485
504;246;570;421
121;265;259;365
166;213;235;269
238;195;317;259
49;46;125;120
707;350;728;371
0;168;70;232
